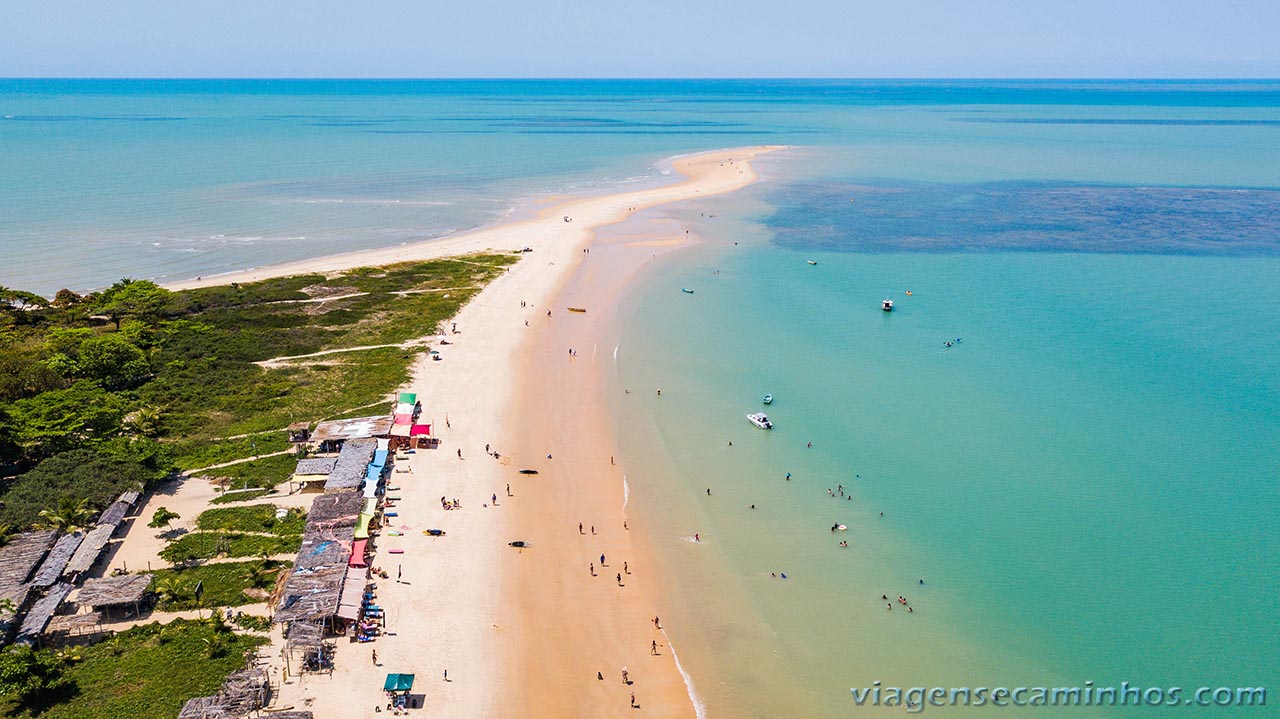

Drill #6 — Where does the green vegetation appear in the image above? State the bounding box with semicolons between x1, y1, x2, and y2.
0;620;265;719
158;533;300;564
0;254;518;529
195;452;298;491
148;507;179;529
232;613;272;632
149;560;289;610
195;505;305;535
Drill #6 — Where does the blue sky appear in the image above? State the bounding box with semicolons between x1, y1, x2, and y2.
3;0;1277;78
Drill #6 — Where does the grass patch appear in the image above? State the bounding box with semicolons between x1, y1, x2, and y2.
1;619;265;719
150;560;289;610
194;451;298;488
171;433;290;472
159;532;301;564
195;505;306;535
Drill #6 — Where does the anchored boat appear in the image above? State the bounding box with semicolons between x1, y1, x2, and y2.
882;299;894;312
747;412;773;429
762;393;774;405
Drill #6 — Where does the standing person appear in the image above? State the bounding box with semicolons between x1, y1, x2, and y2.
457;448;462;459
590;562;595;576
444;669;448;681
624;561;629;574
600;553;606;566
579;522;584;534
617;572;622;586
651;640;659;655
631;692;637;708
372;650;378;666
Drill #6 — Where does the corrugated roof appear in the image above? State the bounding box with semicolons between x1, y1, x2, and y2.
310;416;393;444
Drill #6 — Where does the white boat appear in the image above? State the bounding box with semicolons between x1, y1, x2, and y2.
882;298;894;312
762;393;773;405
747;412;773;429
807;260;818;265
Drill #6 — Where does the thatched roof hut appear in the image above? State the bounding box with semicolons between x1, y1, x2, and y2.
266;713;314;719
323;438;377;491
77;573;152;612
176;695;232;719
218;668;269;716
0;530;58;592
294;457;337;476
43;610;103;637
14;581;73;643
30;531;84;590
306;491;363;526
285;619;324;653
62;524;116;578
272;565;346;624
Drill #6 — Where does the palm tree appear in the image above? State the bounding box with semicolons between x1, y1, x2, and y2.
153;576;189;606
0;524;15;547
242;561;278;590
37;498;94;532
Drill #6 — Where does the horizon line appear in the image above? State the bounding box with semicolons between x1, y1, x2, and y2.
3;76;1280;82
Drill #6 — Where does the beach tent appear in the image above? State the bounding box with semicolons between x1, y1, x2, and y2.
377;438;390;451
349;540;369;568
362;498;378;516
384;674;415;693
393;413;414;425
373;449;389;467
394;402;416;416
410;424;432;437
354;514;372;540
398;393;417;404
362;480;379;499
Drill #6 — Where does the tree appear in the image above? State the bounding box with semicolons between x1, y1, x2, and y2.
242;560;278;589
94;279;172;330
149;507;179;529
37;497;94;532
6;381;128;460
124;405;165;437
0;448;154;530
153;576;189;605
0;645;68;707
51;288;83;309
76;334;151;388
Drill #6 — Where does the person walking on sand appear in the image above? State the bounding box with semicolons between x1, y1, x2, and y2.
651;640;659;655
457;448;462;459
624;561;629;574
591;525;596;535
622;668;630;684
600;553;606;566
372;650;378;666
579;522;584;534
590;562;595;576
617;572;622;586
631;692;638;708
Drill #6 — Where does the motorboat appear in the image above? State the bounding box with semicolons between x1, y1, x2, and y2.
882;299;894;312
682;288;695;294
807;260;818;265
762;393;773;405
747;412;773;429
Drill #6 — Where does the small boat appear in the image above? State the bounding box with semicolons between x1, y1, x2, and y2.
762;394;773;405
567;307;587;313
681;288;695;294
882;299;894;312
747;412;773;429
508;540;529;548
807;260;818;265
423;529;446;537
518;469;539;475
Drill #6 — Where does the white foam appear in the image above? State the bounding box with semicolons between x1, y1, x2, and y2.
622;474;630;510
666;639;707;719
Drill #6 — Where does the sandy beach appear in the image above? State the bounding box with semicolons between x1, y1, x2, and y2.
229;146;783;717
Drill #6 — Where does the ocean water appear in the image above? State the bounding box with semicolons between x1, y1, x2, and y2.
4;80;1279;716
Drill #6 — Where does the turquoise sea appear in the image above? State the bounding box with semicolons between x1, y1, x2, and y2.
4;80;1278;716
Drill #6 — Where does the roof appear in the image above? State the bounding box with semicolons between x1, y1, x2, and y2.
0;530;58;592
15;581;73;642
63;524;116;577
96;499;133;528
77;573;152;607
30;532;84;589
305;491;364;525
310;416;394;444
294;457;338;476
285;619;324;651
43;611;103;635
177;696;231;719
286;421;311;431
324;438;377;491
273;565;347;623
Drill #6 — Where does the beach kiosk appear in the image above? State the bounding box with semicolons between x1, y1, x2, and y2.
384;673;416;711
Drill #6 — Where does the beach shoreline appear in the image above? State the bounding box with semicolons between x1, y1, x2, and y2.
260;146;782;717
